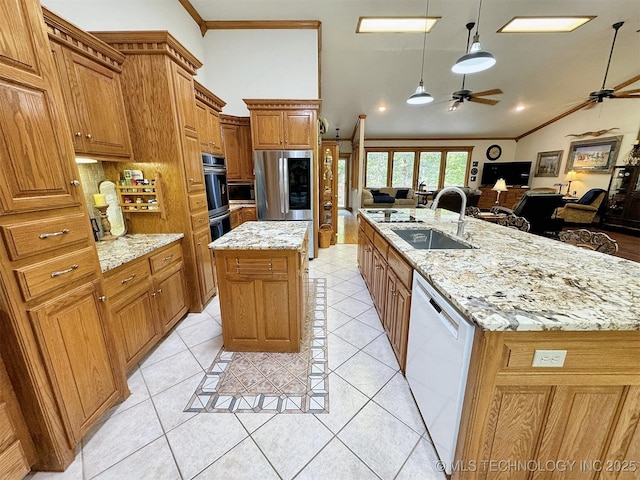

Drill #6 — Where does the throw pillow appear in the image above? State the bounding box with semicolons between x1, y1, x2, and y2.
395;188;409;199
373;193;395;204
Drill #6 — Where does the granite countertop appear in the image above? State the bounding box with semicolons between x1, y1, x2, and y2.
359;208;640;332
95;233;184;272
209;221;308;251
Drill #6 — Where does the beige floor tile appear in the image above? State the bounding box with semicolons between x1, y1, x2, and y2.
92;437;181;480
138;329;188;368
100;367;150;422
177;317;222;349
338;401;421;479
189;334;224;370
166;413;248;479
25;446;82;480
81;399;164;479
176;311;214;331
193;437;279;479
151;372;204;432
354;307;384;331
373;372;427;436
331;296;371;318
326;306;353;332
362;334;401;371
396;436;447;480
314;373;368;434
334;351;396;398
252;414;333;479
234;412;275;433
295;438;378;480
141;349;203;396
327;332;359;371
333;319;382;349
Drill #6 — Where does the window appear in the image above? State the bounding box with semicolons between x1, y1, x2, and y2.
365;151;389;187
391;152;414;187
365;147;472;190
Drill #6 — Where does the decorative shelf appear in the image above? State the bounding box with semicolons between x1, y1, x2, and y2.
116;172;166;219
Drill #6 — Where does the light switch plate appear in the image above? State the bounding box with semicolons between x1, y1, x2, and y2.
532;349;567;367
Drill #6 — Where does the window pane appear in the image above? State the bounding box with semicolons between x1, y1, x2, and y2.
418;152;441;190
444;151;469;187
365;152;388;187
392;152;415;187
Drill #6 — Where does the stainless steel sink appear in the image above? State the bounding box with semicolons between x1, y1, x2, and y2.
392;228;473;250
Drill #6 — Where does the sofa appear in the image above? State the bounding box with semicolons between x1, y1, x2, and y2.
361;187;418;208
432;187;482;213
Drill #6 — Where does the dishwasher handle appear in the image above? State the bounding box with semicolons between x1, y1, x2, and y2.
429;297;442;313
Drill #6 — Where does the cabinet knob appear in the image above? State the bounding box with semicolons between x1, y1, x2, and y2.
85;133;92;139
74;132;82;137
189;178;194;183
99;295;107;302
70;180;80;186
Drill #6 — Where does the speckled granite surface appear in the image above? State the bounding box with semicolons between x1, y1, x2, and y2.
209;221;308;251
359;208;640;332
96;233;184;272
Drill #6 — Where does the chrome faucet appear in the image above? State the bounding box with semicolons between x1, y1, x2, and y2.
431;186;467;236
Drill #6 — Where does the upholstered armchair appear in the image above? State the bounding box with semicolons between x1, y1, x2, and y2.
554;188;606;225
493;190;564;236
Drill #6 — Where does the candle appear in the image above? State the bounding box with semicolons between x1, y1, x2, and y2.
93;193;107;207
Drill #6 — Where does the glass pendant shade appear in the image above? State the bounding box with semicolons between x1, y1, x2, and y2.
452;34;496;74
407;81;434;105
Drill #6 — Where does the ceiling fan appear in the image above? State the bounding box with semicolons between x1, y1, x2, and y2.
449;23;502;111
584;21;640;108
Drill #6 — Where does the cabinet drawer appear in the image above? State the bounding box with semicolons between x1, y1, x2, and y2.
103;259;150;299
149;243;183;274
190;211;209;231
0;403;14;451
188;193;207;212
373;232;388;258
0;440;30;480
387;247;412;288
363;219;374;240
15;247;98;301
1;214;90;261
223;256;288;276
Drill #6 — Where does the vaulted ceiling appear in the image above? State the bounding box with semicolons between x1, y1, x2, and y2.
189;0;640;139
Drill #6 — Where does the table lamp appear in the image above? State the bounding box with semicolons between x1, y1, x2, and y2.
492;178;508;205
565;170;577;196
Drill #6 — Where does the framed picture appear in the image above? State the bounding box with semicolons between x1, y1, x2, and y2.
566;136;622;173
534;150;562;177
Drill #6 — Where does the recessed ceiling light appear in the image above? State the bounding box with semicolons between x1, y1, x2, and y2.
515;105;525;111
378;106;387;112
498;16;595;33
357;17;439;33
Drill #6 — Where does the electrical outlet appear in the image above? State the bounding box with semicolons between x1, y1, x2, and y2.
532;349;567;367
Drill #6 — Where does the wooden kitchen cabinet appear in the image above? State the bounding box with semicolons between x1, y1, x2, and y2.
221;115;253;181
28;280;122;445
320;141;339;245
454;330;640;480
357;215;412;371
195;81;225;156
194;229;217;306
214;236;308;352
153;262;188;331
244;100;321;150
45;8;132;161
242;206;257;223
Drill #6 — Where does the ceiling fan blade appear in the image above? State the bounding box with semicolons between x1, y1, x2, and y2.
613;74;640;91
615;88;640;95
472;88;503;97
583;100;598;110
469;97;499;105
611;93;640;99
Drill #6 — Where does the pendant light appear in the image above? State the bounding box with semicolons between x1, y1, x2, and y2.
452;0;496;74
407;0;434;105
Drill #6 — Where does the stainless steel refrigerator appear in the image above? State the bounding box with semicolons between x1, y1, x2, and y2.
254;150;315;258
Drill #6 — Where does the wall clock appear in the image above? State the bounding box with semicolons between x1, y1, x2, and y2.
486;144;502;161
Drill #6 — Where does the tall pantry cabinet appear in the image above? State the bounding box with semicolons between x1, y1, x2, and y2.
94;31;218;312
0;0;127;472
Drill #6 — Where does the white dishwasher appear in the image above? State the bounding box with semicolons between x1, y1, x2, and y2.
406;272;476;475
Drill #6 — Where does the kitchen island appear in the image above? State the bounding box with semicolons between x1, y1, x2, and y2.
209;221;309;352
358;209;640;480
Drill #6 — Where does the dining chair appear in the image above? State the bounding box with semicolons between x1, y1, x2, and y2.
558;229;618;255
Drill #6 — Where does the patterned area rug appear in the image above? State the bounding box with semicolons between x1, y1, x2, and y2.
184;278;328;414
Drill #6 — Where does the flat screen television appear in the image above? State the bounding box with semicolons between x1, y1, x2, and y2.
481;161;532;187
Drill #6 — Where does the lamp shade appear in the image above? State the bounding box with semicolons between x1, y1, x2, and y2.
566;170;577;181
492;178;508;192
406;81;434;105
451;35;496;74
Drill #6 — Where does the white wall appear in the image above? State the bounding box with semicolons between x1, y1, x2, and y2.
515;100;640;197
41;0;205;81
200;29;319;116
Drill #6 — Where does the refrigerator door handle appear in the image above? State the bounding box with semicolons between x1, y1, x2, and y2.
283;157;290;214
278;156;285;214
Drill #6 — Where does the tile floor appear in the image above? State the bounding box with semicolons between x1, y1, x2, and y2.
27;244;447;480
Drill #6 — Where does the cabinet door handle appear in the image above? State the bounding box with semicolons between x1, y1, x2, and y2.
151;291;158;297
74;132;82;137
163;254;174;262
70;180;80;186
39;229;70;239
156;288;162;294
120;274;136;284
51;264;78;278
85;133;92;139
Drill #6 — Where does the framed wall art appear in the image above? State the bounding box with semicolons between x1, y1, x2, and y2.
534;150;562;177
566;136;622;173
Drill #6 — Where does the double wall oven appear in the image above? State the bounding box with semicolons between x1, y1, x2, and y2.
202;153;231;241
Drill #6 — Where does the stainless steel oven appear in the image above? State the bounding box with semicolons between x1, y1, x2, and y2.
210;210;232;241
202;154;229;217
